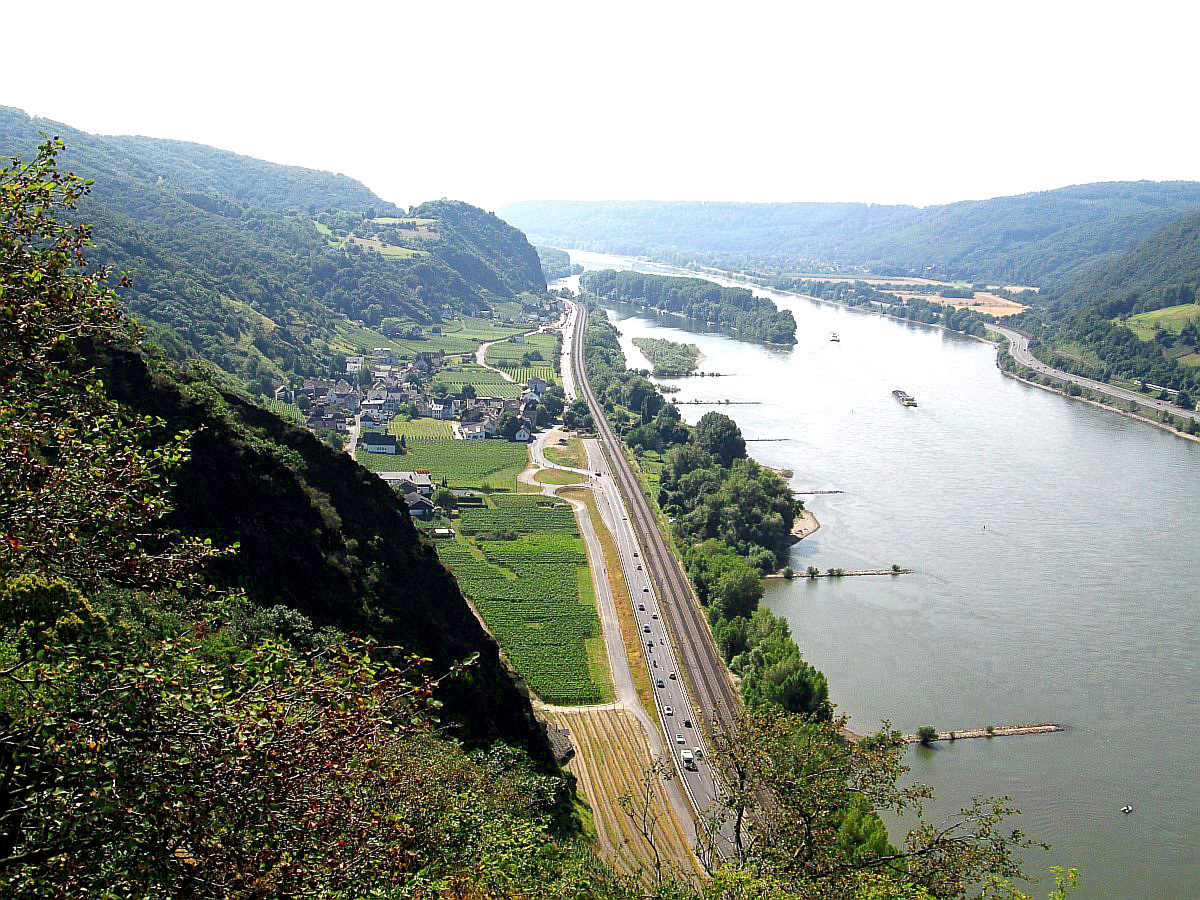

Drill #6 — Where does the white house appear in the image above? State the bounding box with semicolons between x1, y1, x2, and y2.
526;376;550;397
345;355;365;375
508;332;526;344
512;423;532;443
361;433;398;454
381;470;434;496
460;422;488;440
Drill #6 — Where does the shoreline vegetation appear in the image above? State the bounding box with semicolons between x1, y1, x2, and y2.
581;306;832;721
631;336;702;376
582;268;798;345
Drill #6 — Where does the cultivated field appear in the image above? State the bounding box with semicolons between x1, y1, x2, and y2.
543;707;700;883
432;363;523;397
438;494;612;705
887;289;1027;317
356;438;527;487
385;417;454;440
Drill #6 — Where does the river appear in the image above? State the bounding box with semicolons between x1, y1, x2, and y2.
560;249;1200;898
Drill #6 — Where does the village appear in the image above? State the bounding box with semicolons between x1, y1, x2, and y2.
266;304;568;520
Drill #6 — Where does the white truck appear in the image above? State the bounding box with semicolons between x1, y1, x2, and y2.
680;748;696;771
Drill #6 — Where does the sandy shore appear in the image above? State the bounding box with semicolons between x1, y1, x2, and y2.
789;507;820;542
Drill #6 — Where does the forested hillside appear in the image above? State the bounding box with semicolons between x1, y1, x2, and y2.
1012;212;1200;401
0;106;545;391
1047;210;1200;314
503;184;1200;287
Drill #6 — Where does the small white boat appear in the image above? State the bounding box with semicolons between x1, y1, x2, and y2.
830;332;840;342
1121;805;1133;814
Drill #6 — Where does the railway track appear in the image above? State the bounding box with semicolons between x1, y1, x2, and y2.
571;300;742;736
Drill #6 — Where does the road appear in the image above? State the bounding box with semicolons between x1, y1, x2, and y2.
567;297;743;854
993;323;1200;424
520;429;701;843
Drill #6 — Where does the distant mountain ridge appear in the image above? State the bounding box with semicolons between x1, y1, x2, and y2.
502;183;1200;289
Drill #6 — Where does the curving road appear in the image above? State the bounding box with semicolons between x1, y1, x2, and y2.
568;297;742;854
994;323;1200;424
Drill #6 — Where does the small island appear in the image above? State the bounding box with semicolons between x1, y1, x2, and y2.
633;336;702;376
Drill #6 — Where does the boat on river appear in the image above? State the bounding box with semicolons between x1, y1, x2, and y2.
830;332;840;342
892;389;918;407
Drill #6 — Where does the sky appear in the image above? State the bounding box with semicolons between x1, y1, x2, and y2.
5;0;1199;211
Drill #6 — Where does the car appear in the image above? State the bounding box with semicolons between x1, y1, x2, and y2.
683;719;692;728
643;624;651;633
652;613;659;620
636;564;642;570
656;679;665;688
642;587;649;593
652;659;658;668
633;552;639;557
638;604;645;611
675;734;685;745
646;641;654;649
669;672;677;680
693;746;703;759
595;471;602;476
664;706;673;716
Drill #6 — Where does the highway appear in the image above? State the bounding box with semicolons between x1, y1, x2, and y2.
565;297;743;852
994;323;1200;424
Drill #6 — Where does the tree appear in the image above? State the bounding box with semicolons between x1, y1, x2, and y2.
497;412;520;441
1176;389;1193;410
692;411;746;466
917;725;938;746
433;487;457;510
704;708;1046;898
461;383;477;400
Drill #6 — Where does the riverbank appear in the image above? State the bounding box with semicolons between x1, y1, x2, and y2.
790;507;820;542
998;360;1200;445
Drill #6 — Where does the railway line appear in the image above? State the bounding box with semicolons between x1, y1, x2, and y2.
570;299;742;739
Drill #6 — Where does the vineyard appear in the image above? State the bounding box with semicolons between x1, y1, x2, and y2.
355;438;527;487
501;366;556;385
543;708;701;882
386;417;454;440
388;316;526;357
436;496;611;705
484;332;559;373
263;397;304;424
432;363;522;398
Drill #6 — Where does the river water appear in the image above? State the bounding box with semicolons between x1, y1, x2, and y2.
561;249;1200;898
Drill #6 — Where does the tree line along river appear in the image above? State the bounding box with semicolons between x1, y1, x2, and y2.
560;249;1200;899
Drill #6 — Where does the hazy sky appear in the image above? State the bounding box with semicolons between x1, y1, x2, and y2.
6;0;1198;211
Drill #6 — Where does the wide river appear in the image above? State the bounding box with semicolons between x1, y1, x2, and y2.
560;249;1200;898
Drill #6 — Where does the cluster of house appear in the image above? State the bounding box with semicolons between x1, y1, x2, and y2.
271;344;553;445
371;469;484;521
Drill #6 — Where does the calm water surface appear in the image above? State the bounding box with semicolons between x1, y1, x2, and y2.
565;250;1200;898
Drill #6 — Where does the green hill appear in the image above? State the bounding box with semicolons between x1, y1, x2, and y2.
503;184;1200;287
0;106;545;391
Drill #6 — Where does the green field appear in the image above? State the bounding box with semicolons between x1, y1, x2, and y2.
386;417;454;439
390;318;526;357
1124;303;1200;341
485;332;559;372
356;438;528;488
435;495;610;705
432;363;522;397
504;366;557;385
